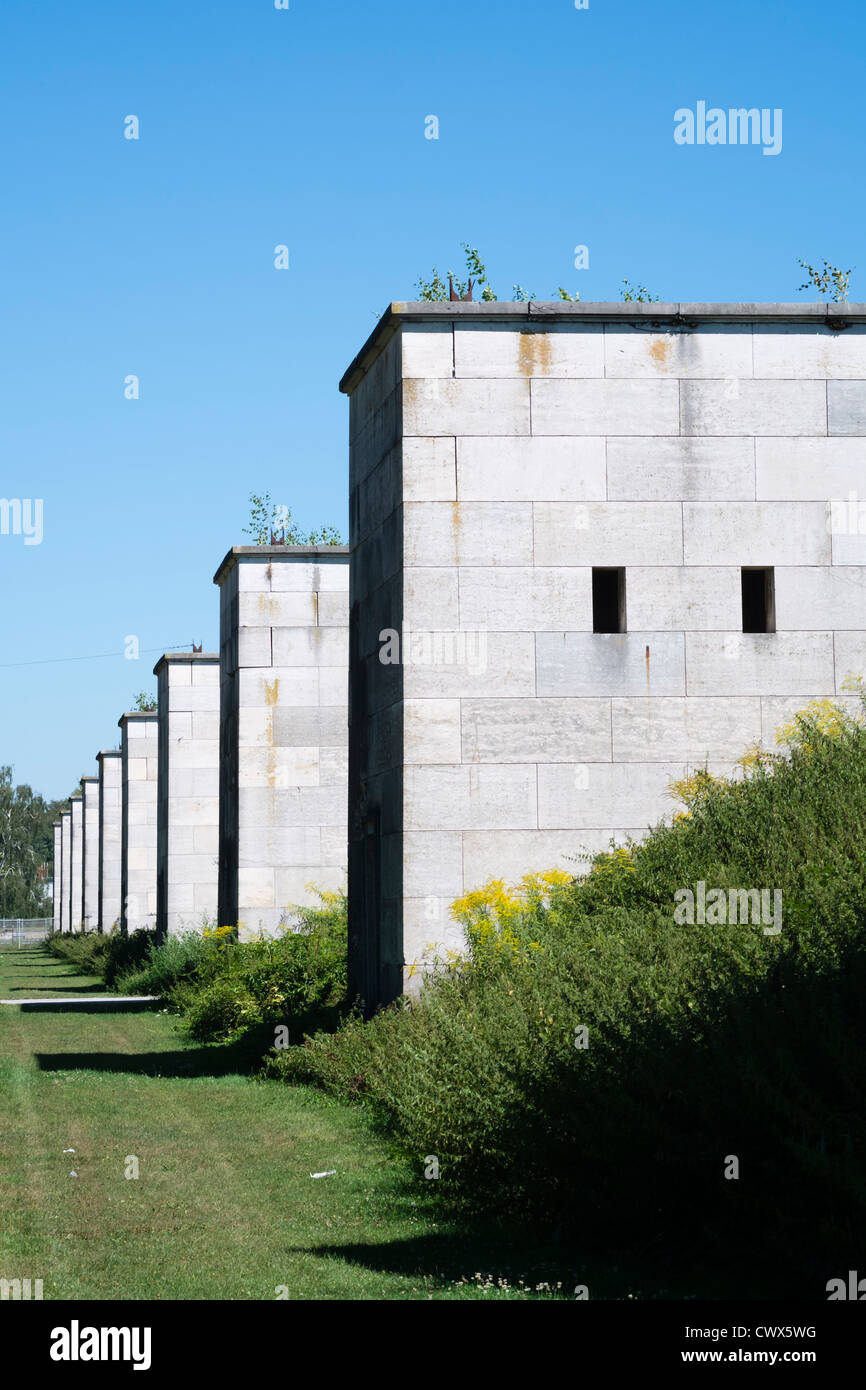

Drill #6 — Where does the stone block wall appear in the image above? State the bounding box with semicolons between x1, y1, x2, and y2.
69;793;83;933
118;712;158;934
60;810;71;933
97;750;122;933
341;301;866;1007
213;546;349;940
52;822;61;933
155;653;220;939
81;775;100;931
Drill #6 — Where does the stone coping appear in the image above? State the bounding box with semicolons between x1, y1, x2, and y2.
117;711;158;727
213;544;350;587
339;300;866;393
152;651;219;676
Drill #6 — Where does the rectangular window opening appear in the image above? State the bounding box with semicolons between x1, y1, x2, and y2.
592;567;626;634
741;567;775;633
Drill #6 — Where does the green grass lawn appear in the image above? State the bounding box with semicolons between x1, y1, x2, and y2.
0;947;581;1300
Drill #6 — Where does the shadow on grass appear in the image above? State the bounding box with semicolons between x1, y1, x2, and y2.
35;1025;275;1076
9;981;109;994
300;1230;585;1293
1;959;73;966
22;999;161;1014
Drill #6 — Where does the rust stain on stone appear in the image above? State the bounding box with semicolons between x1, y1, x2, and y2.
649;336;670;369
451;499;462;566
264;677;280;707
645;643;651;693
518;330;552;377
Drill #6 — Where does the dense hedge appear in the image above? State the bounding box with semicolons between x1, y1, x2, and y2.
46;927;154;984
47;892;347;1044
265;701;866;1283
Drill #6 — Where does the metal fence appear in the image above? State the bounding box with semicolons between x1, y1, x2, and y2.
0;918;53;948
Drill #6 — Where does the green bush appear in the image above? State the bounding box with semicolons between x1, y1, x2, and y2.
180;976;260;1041
46;930;111;975
46;927;161;989
103;929;157;986
114;930;214;997
267;703;866;1283
90;890;349;1044
172;891;348;1042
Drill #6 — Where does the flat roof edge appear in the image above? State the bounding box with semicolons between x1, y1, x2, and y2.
213;545;350;586
117;711;158;727
339;300;866;393
153;651;219;675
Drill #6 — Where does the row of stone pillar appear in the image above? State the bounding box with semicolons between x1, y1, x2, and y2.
51;546;349;941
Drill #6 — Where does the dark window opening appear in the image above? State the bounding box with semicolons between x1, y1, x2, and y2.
741;567;775;633
592;567;626;634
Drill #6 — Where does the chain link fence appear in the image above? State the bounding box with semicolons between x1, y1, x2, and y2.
0;918;53;948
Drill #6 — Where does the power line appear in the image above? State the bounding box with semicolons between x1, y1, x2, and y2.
0;644;196;671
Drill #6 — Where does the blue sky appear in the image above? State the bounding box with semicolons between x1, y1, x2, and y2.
0;0;862;799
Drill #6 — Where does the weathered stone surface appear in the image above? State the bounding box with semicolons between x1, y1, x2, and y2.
341;307;866;1009
454;323;604;379
829;381;866;435
118;714;158;934
607;438;755;501
155;654;220;939
458;436;606;502
532;378;679;436
685;632;836;696
682;502;830;565
680;380;827;436
52;822;62;932
60;810;71;933
69;795;83;933
753;325;866;379
605;325;752;380
536;633;685;697
81;777;100;931
214;547;349;940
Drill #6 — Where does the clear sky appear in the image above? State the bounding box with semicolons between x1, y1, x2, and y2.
0;0;862;799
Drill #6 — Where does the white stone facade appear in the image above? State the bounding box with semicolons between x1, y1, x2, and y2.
341;302;866;1006
97;750;122;933
118;712;158;934
155;653;220;938
52;822;61;933
60;810;71;933
213;547;349;941
69;794;83;934
81;776;100;931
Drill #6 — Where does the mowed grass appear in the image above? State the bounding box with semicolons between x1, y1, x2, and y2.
0;948;575;1300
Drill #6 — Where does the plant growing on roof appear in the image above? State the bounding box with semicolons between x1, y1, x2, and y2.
242;492;343;546
797;258;853;303
620;279;660;303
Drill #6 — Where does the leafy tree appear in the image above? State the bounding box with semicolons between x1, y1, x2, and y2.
132;692;157;712
0;767;63;917
242;492;343;546
798;258;853;303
